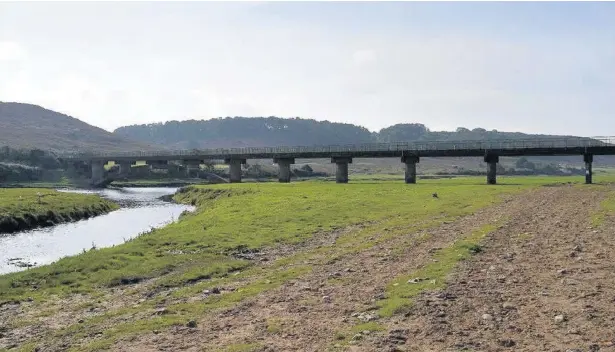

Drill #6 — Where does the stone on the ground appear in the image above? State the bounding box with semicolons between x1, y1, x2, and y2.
502;302;516;310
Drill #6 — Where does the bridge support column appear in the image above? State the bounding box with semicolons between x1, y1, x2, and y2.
225;158;246;183
182;160;202;177
118;161;132;178
91;160;105;186
331;157;352;184
484;154;499;185
584;154;593;184
402;155;419;184
274;158;295;183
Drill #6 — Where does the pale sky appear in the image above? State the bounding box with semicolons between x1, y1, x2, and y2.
1;2;614;136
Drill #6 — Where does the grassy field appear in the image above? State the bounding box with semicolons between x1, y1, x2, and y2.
0;188;118;234
1;175;614;351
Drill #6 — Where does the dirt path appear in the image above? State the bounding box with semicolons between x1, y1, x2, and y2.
114;186;593;352
365;184;615;352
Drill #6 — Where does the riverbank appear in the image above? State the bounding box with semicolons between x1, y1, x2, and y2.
1;176;614;351
0;188;119;234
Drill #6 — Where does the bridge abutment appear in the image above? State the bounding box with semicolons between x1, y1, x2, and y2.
225;158;246;183
584;153;593;184
402;155;419;184
274;158;295;183
332;157;352;183
484;154;499;185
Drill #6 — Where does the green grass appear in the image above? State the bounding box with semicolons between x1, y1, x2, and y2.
0;176;594;350
0;178;546;302
0;188;118;234
377;223;498;317
351;322;386;334
591;190;615;227
0;188;114;215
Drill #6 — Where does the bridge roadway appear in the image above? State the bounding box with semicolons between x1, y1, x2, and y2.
60;137;615;186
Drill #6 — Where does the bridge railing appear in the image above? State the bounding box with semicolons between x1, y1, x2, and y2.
58;136;615;159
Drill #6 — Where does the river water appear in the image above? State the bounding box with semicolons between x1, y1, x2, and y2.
0;187;194;275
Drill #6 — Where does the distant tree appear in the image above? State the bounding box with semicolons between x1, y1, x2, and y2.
378;123;429;142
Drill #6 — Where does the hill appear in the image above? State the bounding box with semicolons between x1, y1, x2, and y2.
114;117;375;149
114;118;586;149
0;102;160;153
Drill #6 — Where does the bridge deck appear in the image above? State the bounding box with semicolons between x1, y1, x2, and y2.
60;137;615;162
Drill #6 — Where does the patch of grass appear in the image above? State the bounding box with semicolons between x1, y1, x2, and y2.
351;322;386;334
377;223;499;317
0;188;118;234
590;191;615;227
266;317;283;334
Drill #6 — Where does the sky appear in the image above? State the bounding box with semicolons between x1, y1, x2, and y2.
1;2;614;136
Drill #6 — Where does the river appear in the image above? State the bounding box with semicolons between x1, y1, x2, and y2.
0;187;194;275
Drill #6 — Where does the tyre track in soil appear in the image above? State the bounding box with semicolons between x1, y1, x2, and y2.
113;187;567;352
364;185;614;352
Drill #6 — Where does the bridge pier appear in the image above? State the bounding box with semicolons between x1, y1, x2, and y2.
484;154;499;185
274;158;295;183
402;155;419;184
332;157;352;183
91;160;105;186
182;159;202;177
584;154;593;184
117;161;132;178
225;158;246;183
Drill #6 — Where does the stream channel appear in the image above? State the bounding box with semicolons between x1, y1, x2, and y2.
0;187;195;275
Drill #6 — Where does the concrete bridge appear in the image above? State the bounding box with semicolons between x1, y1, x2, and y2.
59;136;615;186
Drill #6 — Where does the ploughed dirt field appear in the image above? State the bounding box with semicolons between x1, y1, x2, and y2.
2;183;614;352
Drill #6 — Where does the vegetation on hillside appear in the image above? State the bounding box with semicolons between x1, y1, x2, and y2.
0;102;160;152
114;117;375;149
0;189;118;234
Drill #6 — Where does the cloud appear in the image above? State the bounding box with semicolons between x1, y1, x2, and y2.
0;41;27;61
0;2;613;137
352;50;376;67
